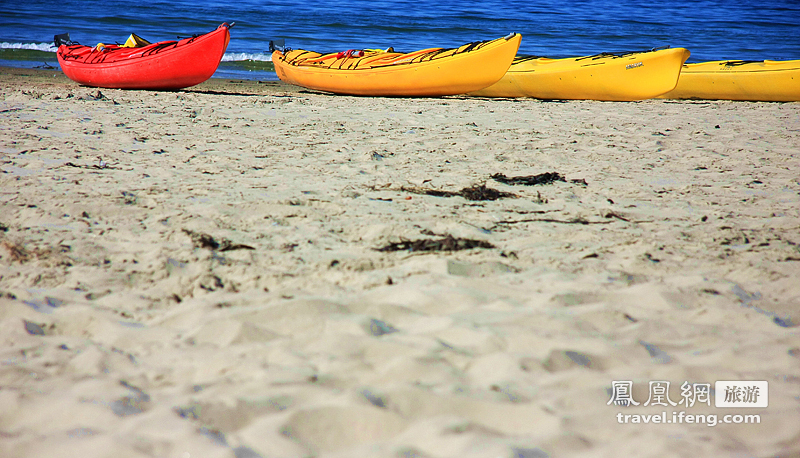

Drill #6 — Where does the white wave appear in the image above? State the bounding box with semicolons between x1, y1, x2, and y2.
222;52;272;62
0;42;56;52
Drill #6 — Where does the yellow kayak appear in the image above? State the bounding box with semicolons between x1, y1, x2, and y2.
271;33;521;97
469;47;690;101
659;60;800;102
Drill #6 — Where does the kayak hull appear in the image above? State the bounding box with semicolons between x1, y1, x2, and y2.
57;23;231;90
470;47;690;101
272;34;521;97
659;60;800;102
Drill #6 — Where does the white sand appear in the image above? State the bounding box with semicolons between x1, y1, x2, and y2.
1;67;799;457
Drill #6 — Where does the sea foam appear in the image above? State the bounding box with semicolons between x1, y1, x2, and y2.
1;42;56;52
222;52;272;62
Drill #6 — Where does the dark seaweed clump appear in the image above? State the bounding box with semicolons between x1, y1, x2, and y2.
491;172;587;186
377;235;494;253
401;183;516;201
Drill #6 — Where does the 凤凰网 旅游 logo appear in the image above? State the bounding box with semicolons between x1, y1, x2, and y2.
626;62;644;70
607;380;768;408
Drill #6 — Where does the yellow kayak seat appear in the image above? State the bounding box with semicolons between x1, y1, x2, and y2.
122;33;151;48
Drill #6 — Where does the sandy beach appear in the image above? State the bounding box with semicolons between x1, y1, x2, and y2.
1;66;799;457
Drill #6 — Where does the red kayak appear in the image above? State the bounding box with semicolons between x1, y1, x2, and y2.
56;23;232;90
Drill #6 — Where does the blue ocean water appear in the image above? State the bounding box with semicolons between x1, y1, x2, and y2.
2;0;799;80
